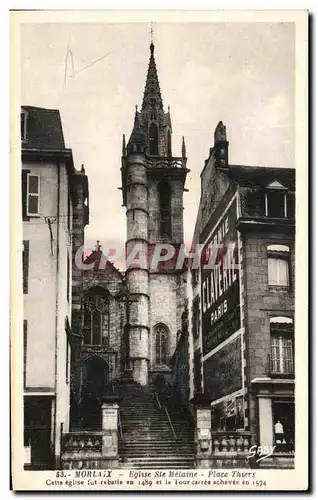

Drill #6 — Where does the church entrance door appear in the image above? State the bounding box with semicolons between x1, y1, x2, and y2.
81;356;109;429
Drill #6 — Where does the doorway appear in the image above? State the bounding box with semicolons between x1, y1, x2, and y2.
81;355;109;429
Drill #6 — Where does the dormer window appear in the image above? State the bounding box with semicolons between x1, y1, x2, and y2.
21;109;28;141
265;181;288;218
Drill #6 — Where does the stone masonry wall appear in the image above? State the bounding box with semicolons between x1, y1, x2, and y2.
242;230;295;440
243;230;295;383
149;273;186;368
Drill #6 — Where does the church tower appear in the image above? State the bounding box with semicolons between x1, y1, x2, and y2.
121;42;189;385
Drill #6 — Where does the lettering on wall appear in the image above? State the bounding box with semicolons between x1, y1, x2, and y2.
201;199;240;355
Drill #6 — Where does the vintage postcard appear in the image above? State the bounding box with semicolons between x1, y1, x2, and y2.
11;9;308;491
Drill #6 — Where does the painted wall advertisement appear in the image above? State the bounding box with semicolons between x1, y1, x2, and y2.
200;199;241;356
203;336;242;402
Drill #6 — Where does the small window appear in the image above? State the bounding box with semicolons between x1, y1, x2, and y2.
26;174;40;216
21;111;28;140
266;190;286;218
267;245;290;287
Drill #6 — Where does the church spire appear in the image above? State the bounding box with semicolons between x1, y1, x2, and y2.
182;136;186;158
141;43;163;110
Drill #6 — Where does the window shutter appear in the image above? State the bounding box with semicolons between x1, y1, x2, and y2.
22;170;30;221
23;240;29;294
23;320;27;387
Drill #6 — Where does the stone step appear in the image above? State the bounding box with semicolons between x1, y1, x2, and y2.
119;439;194;449
120;451;194;457
120;444;194;450
121;456;194;463
120;459;194;468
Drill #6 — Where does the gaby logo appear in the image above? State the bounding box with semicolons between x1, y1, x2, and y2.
247;445;276;463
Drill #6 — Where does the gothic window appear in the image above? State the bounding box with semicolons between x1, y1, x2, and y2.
158;180;171;238
155;324;169;365
83;289;110;346
149;123;158;155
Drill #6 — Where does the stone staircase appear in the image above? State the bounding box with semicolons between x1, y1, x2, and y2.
117;382;195;469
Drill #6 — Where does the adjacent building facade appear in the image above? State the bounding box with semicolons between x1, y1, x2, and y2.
185;121;295;459
22;105;85;469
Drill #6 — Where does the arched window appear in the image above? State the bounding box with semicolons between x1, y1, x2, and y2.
83;288;110;346
155;324;169;365
149;123;158;155
158;180;171;238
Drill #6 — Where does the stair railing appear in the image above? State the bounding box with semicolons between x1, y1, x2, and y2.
164;406;178;441
154;389;177;440
154;389;162;410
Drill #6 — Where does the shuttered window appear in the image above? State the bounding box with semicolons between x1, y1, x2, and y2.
27;174;40;216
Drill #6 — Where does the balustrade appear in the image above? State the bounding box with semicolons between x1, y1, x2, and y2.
148;156;186;169
61;432;103;469
211;431;252;455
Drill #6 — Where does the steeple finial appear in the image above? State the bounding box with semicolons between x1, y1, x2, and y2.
182;136;186;158
214;121;227;143
150;21;154;45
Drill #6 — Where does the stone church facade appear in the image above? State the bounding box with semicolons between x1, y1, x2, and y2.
69;42;189;429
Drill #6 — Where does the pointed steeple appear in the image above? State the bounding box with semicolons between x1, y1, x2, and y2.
182;136;186;158
142;43;163;110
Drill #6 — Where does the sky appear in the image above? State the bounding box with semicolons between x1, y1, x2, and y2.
20;20;295;264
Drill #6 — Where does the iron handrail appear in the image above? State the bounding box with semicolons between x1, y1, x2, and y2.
164;405;177;441
154;389;162;410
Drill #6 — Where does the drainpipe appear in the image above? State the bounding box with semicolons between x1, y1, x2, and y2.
53;163;61;467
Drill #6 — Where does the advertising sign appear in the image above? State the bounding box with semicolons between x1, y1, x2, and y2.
201;199;240;356
203;336;242;401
